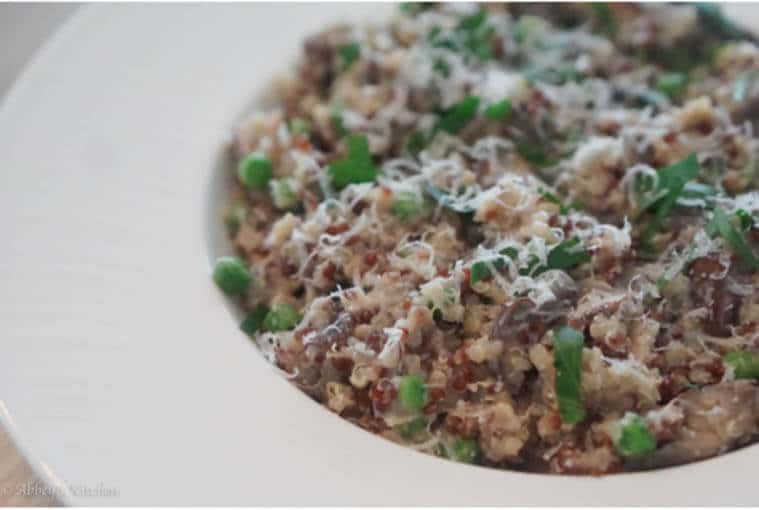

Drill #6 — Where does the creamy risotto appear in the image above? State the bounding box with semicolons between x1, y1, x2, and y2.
212;3;759;474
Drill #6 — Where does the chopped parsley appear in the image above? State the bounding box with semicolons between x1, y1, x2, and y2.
517;143;556;168
433;57;451;78
736;208;754;230
656;72;688;99
543;237;591;272
435;95;481;135
553;326;586;425
483;98;512;121
692;2;758;43
399;2;432;17
469;237;589;285
705;207;759;269
538;188;580;215
328;134;379;189
456;9;494;61
240;304;269;336
406;130;427;155
338;42;361;70
469;257;508;285
591;3;617;39
641;153;701;246
330;105;348;138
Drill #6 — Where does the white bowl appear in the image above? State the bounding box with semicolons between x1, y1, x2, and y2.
1;3;759;505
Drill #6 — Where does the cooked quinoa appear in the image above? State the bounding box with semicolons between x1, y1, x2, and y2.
215;3;759;474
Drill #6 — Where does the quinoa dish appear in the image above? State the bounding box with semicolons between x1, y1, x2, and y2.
212;3;759;474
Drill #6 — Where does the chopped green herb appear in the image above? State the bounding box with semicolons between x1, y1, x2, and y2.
553;326;586;425
433;57;451;77
642;153;701;246
398;374;427;412
733;70;758;102
391;191;428;220
435;96;480;135
398;417;428;439
270;178;299;210
705;207;759;269
428;26;458;51
427;9;493;61
736;209;754;230
457;8;486;31
263;303;302;332
238;153;273;190
517;143;556;167
615;414;657;458
338;42;361;70
538;188;576;215
470;258;507;285
213;256;252;295
692;3;757;43
457;9;494;60
519;253;543;277
450;438;480;464
328;134;379;190
544;237;591;272
724;351;759;379
406;130;427;155
330;106;348;138
656;72;688;99
399;2;432;17
240;304;269;336
484;98;512;121
591;3;617;39
500;246;519;260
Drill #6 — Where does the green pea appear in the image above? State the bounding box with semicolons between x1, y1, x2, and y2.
615;414;656;458
725;351;759;379
263;303;302;332
451;438;480;463
212;256;252;295
398;374;426;412
398;417;428;439
238;153;273;190
240;304;269;336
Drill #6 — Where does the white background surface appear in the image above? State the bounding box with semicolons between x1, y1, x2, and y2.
0;4;76;98
0;4;75;505
1;3;759;506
